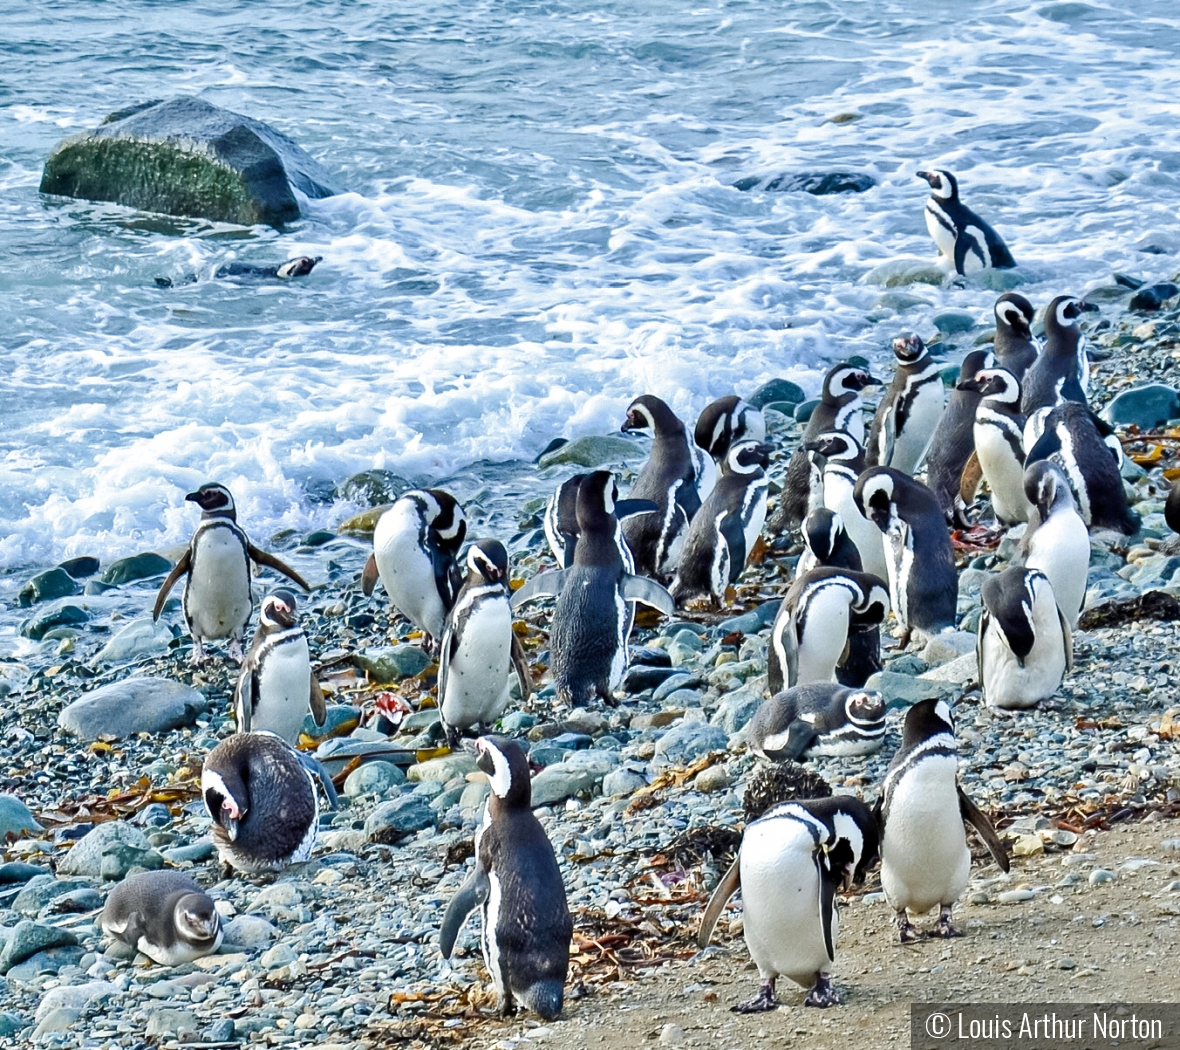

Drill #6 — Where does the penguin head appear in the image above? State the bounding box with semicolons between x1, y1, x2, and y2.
260;589;299;629
1023;460;1075;518
467;538;509;583
186;483;236;518
829;806;880;888
622;394;680;436
1047;294;1098;333
421;489;467;552
822;364;878;401
802;508;844;561
902;697;955;749
694;395;765;459
854;469;896;534
474;735;531;809
174;892;221;944
965;367;1021;405
804;430;861;463
844;689;886;727
917;169;958;200
891;332;927;365
576;470;618;524
956;349;997;386
202;763;247;843
994;293;1034;338
276;255;322;278
723;440;772;476
851;575;890;624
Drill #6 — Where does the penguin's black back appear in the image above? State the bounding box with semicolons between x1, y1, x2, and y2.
924;350;994;521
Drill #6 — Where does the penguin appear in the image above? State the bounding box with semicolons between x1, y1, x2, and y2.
697;796;879;1010
957;367;1029;524
746;684;886;762
1021;461;1090;628
774;364;877;533
202;731;319;875
917;169;1015;274
152;483;311;663
977;567;1072;711
923;349;996;524
234;590;327;745
992;293;1038;381
620;395;705;578
866;333;946;476
795;508;863;579
806;431;890;581
875;699;1010;942
854;468;958;646
438;540;533;748
669;441;772;607
694;395;766;468
512;472;673;707
361;489;467;646
155;256;322;288
543;474;586;568
439;736;572;1020
1020;295;1098;415
767;568;890;693
1025;401;1139;534
101;870;222;966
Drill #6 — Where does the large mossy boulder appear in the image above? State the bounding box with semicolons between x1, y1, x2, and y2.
40;97;341;227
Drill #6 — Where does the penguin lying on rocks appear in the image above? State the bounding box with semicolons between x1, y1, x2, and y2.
101;870;222;966
917;169;1015;274
155;255;322;287
746;683;886;762
866;333;945;476
698;796;879;1010
924;349;995;524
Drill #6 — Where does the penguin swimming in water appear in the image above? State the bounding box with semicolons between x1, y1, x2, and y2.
807;431;890;581
746;683;886;762
101;870;222;966
155;255;322;287
992;293;1038;381
513;472;673;707
854;469;958;646
362;489;467;647
977;567;1072;711
917;169;1015;274
438;540;533;747
234;590;326;745
1020;295;1098;415
923;349;996;524
795;508;863;579
866;333;946;476
957;367;1029;525
697;795;879;1010
669;440;772;607
152;483;310;664
440;736;572;1020
875;699;1010;942
1021;461;1089;628
694;395;766;470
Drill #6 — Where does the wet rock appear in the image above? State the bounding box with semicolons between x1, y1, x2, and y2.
57;820;163;878
406;753;478;784
0;795;41;838
58;556;100;579
365;795;437;843
354;644;430;682
335;470;411;507
300;703;360;742
864;258;948;288
17;568;80;608
748;379;806;409
0;921;79;975
161;840;216;865
537;435;642;470
344;761;405;798
933;310;976;335
12;876;95;917
1102;384;1180;429
1129;282;1180;311
58;677;209;741
338;505;389;538
734;171;876;195
652;722;728;768
98;552;172;586
20;601;88;641
94;617;174;664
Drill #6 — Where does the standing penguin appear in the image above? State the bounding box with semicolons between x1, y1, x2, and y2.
152;483;310;663
807;431;890;580
1020;295;1098;415
438;540;533;747
875;699;1010;942
746;684;886;762
697;796;879;1010
854;469;958;646
440;737;572;1020
795;508;863;579
234;590;326;745
361;489;467;646
917;169;1015;274
992;293;1038;380
977;567;1072;711
101;870;222;966
543;474;586;568
694;395;766;469
1021;461;1090;628
924;349;996;524
512;472;673;707
669;441;772;607
866;333;946;475
958;368;1029;525
620;394;706;578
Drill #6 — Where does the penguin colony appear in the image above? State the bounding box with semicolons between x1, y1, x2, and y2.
82;171;1148;1022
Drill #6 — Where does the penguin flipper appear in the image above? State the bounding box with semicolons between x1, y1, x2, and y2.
234;670;255;733
717;512;747;585
296;751;338;811
247;545;311;592
309;673;327;727
763;720;818;763
697;856;741;949
440;863;490;958
783;612;801;691
152;549;191;621
621;574;675;615
511;570;570;609
510;633;533;703
431;544;461;611
361;553;380;597
615;498;660;521
1058;606;1074;672
959;451;983;505
816;853;838;962
957;786;1009;873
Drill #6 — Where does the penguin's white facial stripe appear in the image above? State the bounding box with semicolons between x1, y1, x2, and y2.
1056;298;1081;328
996;301;1029;330
470;546;500;579
934;699;954;729
628;402;656;431
931;170;955;199
601;477;616;515
832;811;865;876
176;902;219;941
481;742;513;798
201;769;242;822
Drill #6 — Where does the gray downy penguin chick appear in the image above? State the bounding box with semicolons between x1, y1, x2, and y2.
807;431;889;580
234;589;326;745
1020;295;1098;415
924;348;996;524
917;169;1015;274
866;333;946;476
746;683;886;762
1020;461;1089;628
957;367;1029;525
153;483;311;664
992;292;1038;380
439;736;572;1020
101;870;222;966
697;796;879;1010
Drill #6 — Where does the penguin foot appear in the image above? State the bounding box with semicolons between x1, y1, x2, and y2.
229;638;245;664
496;994;517;1018
804;974;840;1008
897;913;922;943
732;981;777;1013
934;907;961;939
444;725;462;751
189;639;208;666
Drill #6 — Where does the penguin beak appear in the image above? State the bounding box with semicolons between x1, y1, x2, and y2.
224;816;239;842
1078;300;1099;313
184;490;202;503
956;378;981;392
620;411;641;433
916;170;934;186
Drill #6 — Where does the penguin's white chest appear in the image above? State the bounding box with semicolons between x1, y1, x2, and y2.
186;528;252;640
925;200;958;262
253;635;313;743
980;595;1068;710
973;413;1028;523
826;472;888;580
374;504;446;638
441;597;513;731
136;930;222;967
1024;512;1089;628
793;588;851;687
889;377;945;475
742;481;769;557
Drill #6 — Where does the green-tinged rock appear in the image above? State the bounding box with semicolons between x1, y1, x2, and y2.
335;470;411;507
300;703;360;742
354;644;430;682
794;399;820;423
0;795;41;838
538;435;642;470
59;677;209;740
58;556;100;579
57;820;163;879
20;602;87;641
343;761;405;798
864;669;948;708
338;504;390;537
748;379;805;409
864;258;947;288
932;310;976;335
41;96;341;227
364;795;437;842
1102;384;1180;430
17;568;80;608
406;753;478;784
0;921;79;975
99;552;172;586
973;268;1028;292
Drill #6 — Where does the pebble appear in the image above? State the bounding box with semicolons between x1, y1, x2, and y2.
220;914;279;947
1088;869;1117;886
693;765;730;794
997;889;1036;904
660;1023;687;1046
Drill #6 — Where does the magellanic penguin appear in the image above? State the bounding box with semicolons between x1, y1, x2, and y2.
694;395;766;469
155;255;322;288
543;474;586;568
440;737;572;1020
807;431;889;581
767;568;890;693
202;731;319;876
917;169;1015;275
957;367;1029;525
1020;295;1098;415
746;684;886;762
854;468;958;646
101;870;222;966
923;349;996;524
438;540;533;748
697;796;879;1010
669;441;772;607
977;567;1072;711
875;699;1010;941
361;489;467;646
1025;401;1139;534
795;508;863;580
620;394;706;578
1021;461;1090;628
774;364;877;534
234;590;326;745
866;333;946;476
152;483;311;664
512;472;673;707
992;293;1038;381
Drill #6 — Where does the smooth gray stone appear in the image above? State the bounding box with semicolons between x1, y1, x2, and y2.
1102;383;1180;429
865;669;950;708
58;677;209;741
12;876;95;918
34;981;116;1022
220;914;278;948
602;767;648;797
161;840;216;865
145;1008;198;1039
651;722;728;768
537;435;642;470
5;945;86;981
0;921;79;975
353;644;430;682
529;766;602;807
710;685;762;735
20;602;87;641
0;796;41;838
364;796;436;843
344;761;406;798
57;821;163;879
17;568;80;608
98;552;172;586
94;617;173;664
0;863;48;886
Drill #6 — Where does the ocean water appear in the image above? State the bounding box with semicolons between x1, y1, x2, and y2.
3;0;1180;586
